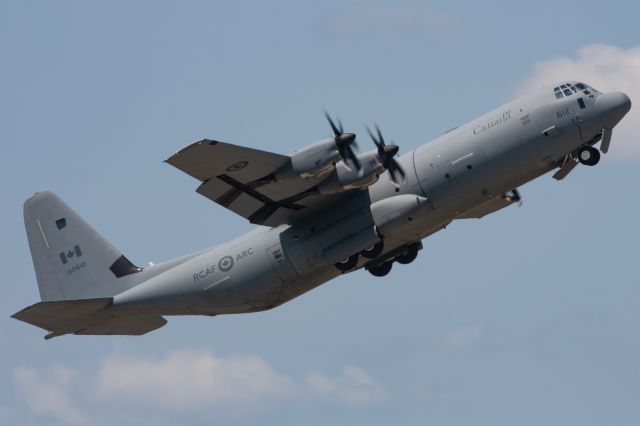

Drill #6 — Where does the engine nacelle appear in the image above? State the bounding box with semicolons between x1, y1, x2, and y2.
370;194;430;237
276;138;341;180
317;151;383;194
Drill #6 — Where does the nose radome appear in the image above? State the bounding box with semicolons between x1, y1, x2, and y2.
596;91;632;128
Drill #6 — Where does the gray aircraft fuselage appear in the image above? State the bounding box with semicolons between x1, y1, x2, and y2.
107;82;631;318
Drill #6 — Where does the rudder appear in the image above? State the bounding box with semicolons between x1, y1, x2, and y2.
24;191;143;301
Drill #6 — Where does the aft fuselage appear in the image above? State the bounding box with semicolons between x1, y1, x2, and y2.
112;82;631;315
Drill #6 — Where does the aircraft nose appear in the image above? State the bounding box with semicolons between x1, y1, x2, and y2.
596;91;632;128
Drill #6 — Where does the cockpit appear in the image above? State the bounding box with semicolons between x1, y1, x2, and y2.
553;82;599;100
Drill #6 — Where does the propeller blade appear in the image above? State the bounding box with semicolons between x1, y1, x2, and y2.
346;147;360;170
366;124;405;185
388;164;397;183
387;160;407;185
600;128;612;153
324;111;341;137
325;112;361;170
395;160;407;179
366;126;384;157
376;125;385;147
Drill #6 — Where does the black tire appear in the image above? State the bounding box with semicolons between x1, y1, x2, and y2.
361;240;384;259
577;146;600;166
396;244;418;265
334;254;358;272
369;262;393;277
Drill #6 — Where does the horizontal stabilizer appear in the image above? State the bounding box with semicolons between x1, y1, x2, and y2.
12;298;166;339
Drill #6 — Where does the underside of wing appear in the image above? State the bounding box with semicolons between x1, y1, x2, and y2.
166;139;338;226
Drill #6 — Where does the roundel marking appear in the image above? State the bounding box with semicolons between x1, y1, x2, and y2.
218;255;234;272
226;161;249;172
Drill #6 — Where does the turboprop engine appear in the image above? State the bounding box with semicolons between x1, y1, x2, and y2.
318;124;408;194
317;151;384;194
275;112;360;180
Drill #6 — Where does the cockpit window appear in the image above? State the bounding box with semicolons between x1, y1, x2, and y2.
554;82;597;99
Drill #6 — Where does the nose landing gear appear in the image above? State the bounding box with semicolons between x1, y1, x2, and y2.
577;146;600;166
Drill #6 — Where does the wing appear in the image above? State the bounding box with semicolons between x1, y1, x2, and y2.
166;139;343;226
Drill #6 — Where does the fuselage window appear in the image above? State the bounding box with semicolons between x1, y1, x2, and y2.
577;98;586;109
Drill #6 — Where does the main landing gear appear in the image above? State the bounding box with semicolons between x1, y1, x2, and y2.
334;240;386;273
333;241;422;277
369;262;392;277
334;254;359;272
395;244;418;264
577;146;600;166
361;241;384;259
366;242;421;277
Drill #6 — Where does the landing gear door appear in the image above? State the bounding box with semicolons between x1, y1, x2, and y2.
266;243;298;284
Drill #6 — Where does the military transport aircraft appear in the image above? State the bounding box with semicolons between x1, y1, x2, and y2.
13;81;631;339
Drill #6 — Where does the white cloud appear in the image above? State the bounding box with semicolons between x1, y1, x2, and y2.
519;44;640;162
10;349;388;421
331;5;458;35
442;323;484;350
306;365;387;406
95;349;296;408
13;365;90;426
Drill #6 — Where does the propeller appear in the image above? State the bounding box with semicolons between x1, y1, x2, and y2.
324;111;360;170
366;124;406;186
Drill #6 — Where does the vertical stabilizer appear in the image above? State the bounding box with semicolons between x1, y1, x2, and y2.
23;191;143;301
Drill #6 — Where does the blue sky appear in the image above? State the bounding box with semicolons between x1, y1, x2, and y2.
2;1;639;425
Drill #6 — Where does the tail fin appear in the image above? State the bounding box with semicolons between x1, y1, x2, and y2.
24;191;144;301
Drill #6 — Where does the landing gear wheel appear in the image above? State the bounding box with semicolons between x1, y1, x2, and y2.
361;240;384;259
577;146;600;166
369;262;393;277
396;244;418;265
334;254;358;272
